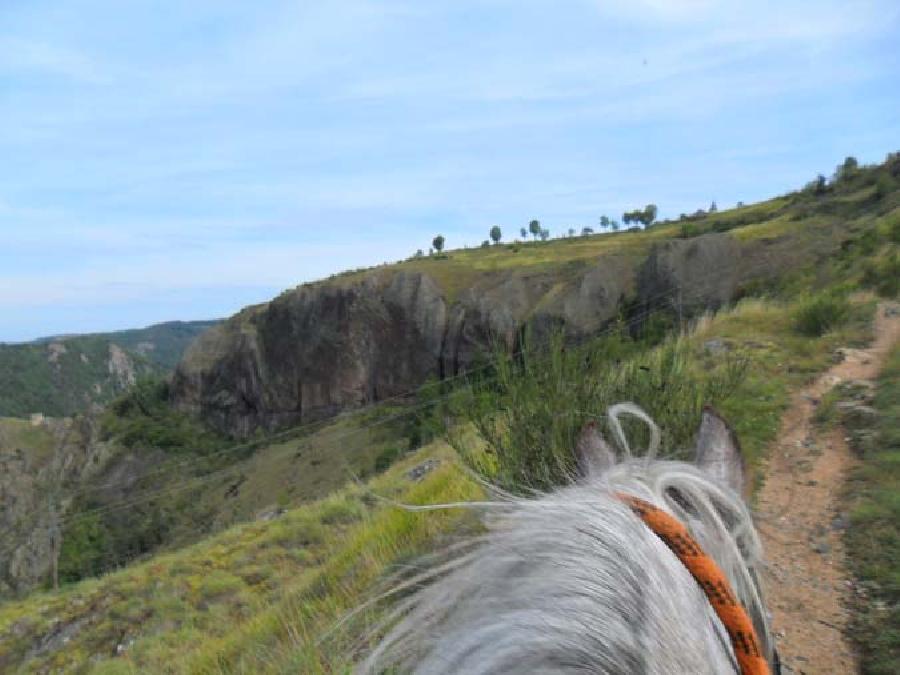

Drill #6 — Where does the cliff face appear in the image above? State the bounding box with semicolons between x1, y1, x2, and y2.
0;416;117;596
172;232;765;438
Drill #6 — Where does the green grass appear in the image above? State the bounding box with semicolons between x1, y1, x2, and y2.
0;417;57;462
0;294;877;673
451;330;748;492
0;442;481;674
792;291;852;337
845;344;900;674
1;155;896;670
56;399;415;587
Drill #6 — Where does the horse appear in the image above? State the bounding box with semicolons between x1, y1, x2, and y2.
360;403;778;674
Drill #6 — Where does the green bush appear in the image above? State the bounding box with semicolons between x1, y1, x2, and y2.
58;512;113;583
679;222;701;238
374;445;404;472
792;292;851;337
101;377;222;454
861;253;900;298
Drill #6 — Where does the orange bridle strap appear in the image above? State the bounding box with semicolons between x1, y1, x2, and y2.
617;493;770;675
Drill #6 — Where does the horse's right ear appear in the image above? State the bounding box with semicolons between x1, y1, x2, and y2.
694;406;746;494
575;420;616;477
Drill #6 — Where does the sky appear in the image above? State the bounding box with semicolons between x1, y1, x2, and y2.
1;0;898;342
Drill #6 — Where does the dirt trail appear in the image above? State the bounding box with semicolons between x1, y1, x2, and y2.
756;303;900;674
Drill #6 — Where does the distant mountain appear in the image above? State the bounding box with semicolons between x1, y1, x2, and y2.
0;320;220;418
31;320;221;370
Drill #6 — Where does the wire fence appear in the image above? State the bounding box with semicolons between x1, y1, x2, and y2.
0;249;786;569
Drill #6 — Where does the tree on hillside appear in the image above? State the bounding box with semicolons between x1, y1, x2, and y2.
568;227;575;237
611;220;620;232
599;215;610;231
709;201;718;213
529;219;542;240
875;173;896;200
806;174;828;195
540;228;550;241
432;235;445;253
481;240;490;248
835;156;859;181
520;227;527;239
581;226;594;236
490;225;502;245
623;205;657;228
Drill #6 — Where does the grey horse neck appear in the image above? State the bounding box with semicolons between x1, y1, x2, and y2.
361;411;774;674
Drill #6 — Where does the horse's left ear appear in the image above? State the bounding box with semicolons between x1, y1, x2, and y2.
575;420;616;477
694;406;746;493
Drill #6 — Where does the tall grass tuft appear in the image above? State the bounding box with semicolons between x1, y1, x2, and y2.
792;291;852;337
450;331;747;493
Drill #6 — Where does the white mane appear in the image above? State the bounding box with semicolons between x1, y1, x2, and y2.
360;404;774;674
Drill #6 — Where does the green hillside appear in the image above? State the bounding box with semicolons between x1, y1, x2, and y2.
81;320;221;370
0;337;160;418
0;154;898;672
0;321;219;418
0;292;882;673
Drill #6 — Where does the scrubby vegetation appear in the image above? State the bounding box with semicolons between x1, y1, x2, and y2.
0;290;878;673
99;378;221;454
452;331;747;492
0;321;218;418
0;153;897;671
792;291;852;337
0;336;160;418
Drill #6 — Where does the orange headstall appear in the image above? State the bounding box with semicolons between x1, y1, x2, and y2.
616;493;770;675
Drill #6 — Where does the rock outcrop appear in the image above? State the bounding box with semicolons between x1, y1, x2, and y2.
0;416;116;596
637;232;741;318
172;233;762;438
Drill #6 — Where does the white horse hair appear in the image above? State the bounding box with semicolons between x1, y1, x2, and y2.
360;403;775;674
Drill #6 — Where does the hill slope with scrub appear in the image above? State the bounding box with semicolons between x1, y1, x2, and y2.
171;155;900;438
0;321;219;418
0;153;898;671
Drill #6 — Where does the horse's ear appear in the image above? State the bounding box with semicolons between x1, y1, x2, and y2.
694;406;746;493
575;420;616;477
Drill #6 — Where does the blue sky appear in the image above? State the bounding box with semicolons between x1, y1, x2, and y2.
1;0;898;342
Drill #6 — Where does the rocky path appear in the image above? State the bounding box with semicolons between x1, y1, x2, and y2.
756;303;900;674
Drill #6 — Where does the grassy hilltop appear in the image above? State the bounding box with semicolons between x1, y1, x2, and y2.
0;154;898;672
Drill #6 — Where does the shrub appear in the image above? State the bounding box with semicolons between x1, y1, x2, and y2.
875;173;897;200
679;222;701;239
374;445;405;472
792;292;851;337
101;377;223;454
861;253;900;297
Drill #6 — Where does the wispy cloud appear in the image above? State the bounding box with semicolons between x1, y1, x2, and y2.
0;0;898;340
0;36;110;83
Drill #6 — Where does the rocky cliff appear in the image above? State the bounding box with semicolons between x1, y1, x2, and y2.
0;416;115;596
172;231;810;438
